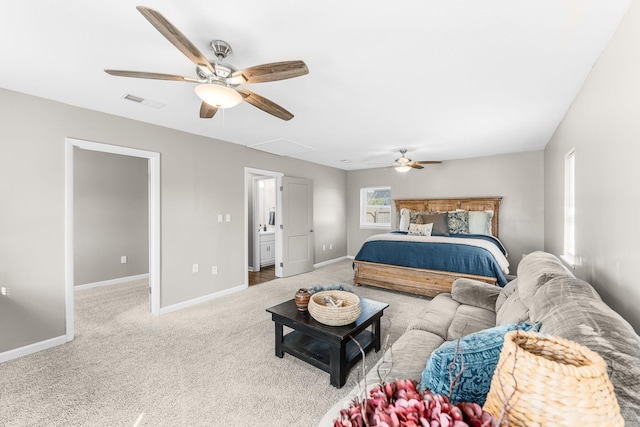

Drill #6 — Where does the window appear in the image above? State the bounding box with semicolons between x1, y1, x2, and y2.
563;149;576;266
360;187;391;229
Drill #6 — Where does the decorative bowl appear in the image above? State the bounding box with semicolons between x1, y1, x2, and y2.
308;290;362;326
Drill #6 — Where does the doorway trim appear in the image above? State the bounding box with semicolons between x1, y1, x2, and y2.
65;138;161;342
244;167;283;286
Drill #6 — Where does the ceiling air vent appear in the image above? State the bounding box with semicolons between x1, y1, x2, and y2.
122;93;165;109
248;138;315;157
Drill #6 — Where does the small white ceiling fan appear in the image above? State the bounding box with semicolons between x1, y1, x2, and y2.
371;149;442;172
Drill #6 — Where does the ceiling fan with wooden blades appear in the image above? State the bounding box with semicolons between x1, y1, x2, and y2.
392;149;442;171
105;6;309;121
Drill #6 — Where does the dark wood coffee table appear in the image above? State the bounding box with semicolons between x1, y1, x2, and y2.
266;296;388;388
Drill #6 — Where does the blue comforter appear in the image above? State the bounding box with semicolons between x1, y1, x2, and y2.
354;233;508;286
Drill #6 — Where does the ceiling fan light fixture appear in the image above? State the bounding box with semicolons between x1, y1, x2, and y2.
194;83;242;108
394;165;412;172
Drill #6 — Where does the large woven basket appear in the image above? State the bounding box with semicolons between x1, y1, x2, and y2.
308;290;362;326
483;330;623;426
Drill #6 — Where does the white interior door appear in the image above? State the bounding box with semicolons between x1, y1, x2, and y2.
279;176;314;277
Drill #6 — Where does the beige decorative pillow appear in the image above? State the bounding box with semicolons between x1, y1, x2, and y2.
408;222;433;236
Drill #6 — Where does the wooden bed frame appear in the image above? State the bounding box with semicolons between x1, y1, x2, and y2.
353;197;503;297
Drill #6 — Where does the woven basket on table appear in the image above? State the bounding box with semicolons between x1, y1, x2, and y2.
308;290;362;326
483;330;623;426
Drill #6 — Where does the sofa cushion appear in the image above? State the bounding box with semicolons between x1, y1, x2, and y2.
420;322;540;405
408;294;460;340
495;278;531;325
517;251;573;306
447;305;496;340
451;278;502;312
529;276;640;422
495;279;518;313
387;329;446;381
495;293;529;325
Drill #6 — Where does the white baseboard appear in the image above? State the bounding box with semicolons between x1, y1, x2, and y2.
346;255;355;260
0;335;67;364
313;255;349;269
159;284;248;315
75;273;150;291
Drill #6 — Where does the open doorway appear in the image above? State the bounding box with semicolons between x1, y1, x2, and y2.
250;176;276;285
245;168;283;286
65;138;161;342
73;149;148;288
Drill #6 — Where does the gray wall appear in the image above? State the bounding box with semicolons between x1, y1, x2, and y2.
346;151;545;271
0;88;347;353
74;148;149;285
544;0;640;332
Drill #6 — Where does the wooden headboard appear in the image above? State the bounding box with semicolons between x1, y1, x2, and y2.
394;197;503;237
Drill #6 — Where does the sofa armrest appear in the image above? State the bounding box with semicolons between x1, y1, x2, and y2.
451;278;501;312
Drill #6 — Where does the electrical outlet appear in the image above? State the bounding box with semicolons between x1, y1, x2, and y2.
121;256;127;264
225;214;231;222
212;266;218;275
217;214;223;223
322;245;326;251
329;243;333;250
0;287;8;296
192;264;199;273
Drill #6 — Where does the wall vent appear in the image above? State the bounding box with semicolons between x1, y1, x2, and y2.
121;93;165;109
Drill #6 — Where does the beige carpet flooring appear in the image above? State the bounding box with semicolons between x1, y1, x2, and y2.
0;260;430;426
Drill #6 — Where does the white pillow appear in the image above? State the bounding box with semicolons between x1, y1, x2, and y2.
398;208;411;232
408;222;433;236
468;210;494;235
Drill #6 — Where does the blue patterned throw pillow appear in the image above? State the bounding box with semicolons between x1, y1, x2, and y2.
447;211;470;234
420;322;540;405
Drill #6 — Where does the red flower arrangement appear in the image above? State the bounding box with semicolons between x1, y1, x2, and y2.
333;379;497;427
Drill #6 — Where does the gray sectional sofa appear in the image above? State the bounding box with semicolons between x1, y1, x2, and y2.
319;251;640;425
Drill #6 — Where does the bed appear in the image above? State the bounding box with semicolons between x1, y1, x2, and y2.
353;197;507;297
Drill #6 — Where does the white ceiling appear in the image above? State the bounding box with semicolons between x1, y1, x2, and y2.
0;1;630;170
